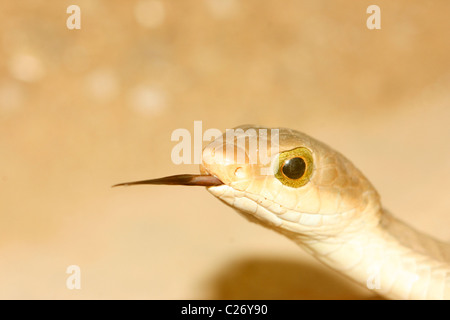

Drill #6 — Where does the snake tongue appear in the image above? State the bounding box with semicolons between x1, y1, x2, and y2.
112;174;223;187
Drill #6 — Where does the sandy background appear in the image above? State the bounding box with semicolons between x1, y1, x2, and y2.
0;0;449;299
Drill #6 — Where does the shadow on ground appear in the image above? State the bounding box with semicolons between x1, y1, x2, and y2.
207;257;383;300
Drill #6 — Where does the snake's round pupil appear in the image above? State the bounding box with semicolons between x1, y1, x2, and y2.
282;157;306;180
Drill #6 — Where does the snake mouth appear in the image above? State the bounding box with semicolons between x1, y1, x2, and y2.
112;174;224;187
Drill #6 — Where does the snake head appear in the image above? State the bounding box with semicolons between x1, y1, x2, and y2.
201;125;381;239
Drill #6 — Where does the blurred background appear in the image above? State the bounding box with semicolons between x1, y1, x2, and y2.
0;0;449;299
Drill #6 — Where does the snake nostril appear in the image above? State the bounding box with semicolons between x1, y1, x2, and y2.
234;167;245;179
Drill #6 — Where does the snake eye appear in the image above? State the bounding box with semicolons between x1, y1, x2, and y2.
275;147;313;188
282;157;306;179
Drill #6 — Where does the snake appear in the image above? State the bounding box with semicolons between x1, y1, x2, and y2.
114;125;450;299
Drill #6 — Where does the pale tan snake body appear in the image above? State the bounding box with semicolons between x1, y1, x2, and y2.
115;125;450;299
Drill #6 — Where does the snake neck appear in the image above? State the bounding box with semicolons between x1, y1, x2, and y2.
289;208;450;299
